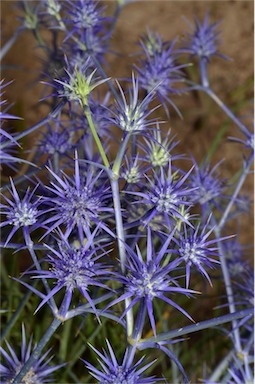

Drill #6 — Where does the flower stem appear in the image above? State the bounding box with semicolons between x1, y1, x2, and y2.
23;229;57;312
213;219;242;353
204;87;249;134
84;106;110;169
218;153;254;231
140;308;252;343
199;58;209;88
112;133;130;177
110;177;134;336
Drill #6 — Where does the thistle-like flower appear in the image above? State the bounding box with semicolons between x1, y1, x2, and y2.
39;120;74;157
0;324;64;383
223;238;251;279
127;162;195;228
54;62;109;107
108;74;157;134
135;31;187;114
105;228;196;336
31;228;112;317
173;218;223;288
188;159;225;210
42;154;113;239
64;0;108;31
0;179;42;246
181;14;228;61
141;126;183;168
121;155;143;185
83;340;161;383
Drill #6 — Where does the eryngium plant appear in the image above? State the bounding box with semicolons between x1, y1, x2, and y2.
1;1;253;383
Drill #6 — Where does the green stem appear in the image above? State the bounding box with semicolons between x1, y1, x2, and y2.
84;106;110;169
112;133;130;177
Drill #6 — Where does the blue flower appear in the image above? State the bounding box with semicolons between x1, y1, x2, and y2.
121;155;144;184
105;228;196;336
224;238;251;279
127;162;195;228
141;126;184;168
188;159;225;210
108;74;157;134
64;0;108;31
38;119;74;157
42;154;113;239
135;31;187;114
0;179;42;246
181;14;228;62
173;217;223;288
31;228;112;318
83;340;161;383
0;324;64;383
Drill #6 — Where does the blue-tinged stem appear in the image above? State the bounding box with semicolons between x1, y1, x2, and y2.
204;87;249;134
110;178;133;336
199;58;209;88
218;153;254;231
12;317;61;384
0;100;66;148
23;229;57;313
0;242;46;250
197;61;248;134
110;179;126;271
108;4;122;37
0;31;20;61
212;216;242;353
139;308;252;343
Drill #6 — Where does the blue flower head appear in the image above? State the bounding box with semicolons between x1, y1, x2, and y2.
108;74;157;135
141;126;183;168
173;217;225;288
135;31;187;115
0;324;64;383
224;238;251;279
105;228;196;336
83;340;161;383
182;14;228;62
189;159;225;208
127;162;195;229
64;0;108;31
39;119;74;157
42;153;113;239
0;179;42;246
32;227;112;318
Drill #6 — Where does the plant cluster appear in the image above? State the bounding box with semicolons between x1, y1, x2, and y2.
0;1;254;383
